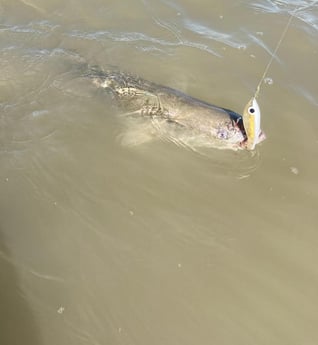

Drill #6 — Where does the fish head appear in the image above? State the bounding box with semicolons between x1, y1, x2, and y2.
242;97;265;150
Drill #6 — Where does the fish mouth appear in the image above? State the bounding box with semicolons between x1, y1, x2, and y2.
239;129;266;149
234;117;248;143
258;130;266;143
235;115;266;148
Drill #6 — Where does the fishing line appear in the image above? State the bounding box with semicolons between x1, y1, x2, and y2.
253;0;318;100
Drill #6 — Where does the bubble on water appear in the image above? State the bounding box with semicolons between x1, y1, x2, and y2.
57;306;65;314
250;54;256;58
256;31;264;36
264;77;273;85
32;110;49;117
219;15;224;19
290;167;299;175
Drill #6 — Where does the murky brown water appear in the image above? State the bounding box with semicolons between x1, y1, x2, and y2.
1;0;318;344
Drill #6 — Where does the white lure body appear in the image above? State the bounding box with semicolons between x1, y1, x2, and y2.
242;97;265;150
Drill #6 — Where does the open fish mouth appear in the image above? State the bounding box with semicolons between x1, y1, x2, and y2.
239;130;266;149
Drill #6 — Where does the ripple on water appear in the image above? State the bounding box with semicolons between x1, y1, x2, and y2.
250;0;318;31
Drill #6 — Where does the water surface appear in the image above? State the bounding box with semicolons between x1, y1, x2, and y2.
1;1;318;344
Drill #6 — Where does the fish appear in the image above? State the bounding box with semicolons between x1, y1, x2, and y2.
87;67;266;150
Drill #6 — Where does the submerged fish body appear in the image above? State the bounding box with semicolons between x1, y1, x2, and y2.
88;68;247;150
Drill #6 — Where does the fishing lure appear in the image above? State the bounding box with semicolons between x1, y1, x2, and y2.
242;96;263;150
241;2;316;149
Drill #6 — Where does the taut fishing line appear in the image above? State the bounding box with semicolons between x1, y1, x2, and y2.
242;1;317;150
254;0;318;100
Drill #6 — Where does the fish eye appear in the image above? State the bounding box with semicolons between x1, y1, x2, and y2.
248;107;255;115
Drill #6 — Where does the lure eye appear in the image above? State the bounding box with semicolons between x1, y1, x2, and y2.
248;107;255;115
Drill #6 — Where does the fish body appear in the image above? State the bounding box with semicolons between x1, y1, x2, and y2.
88;68;263;150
